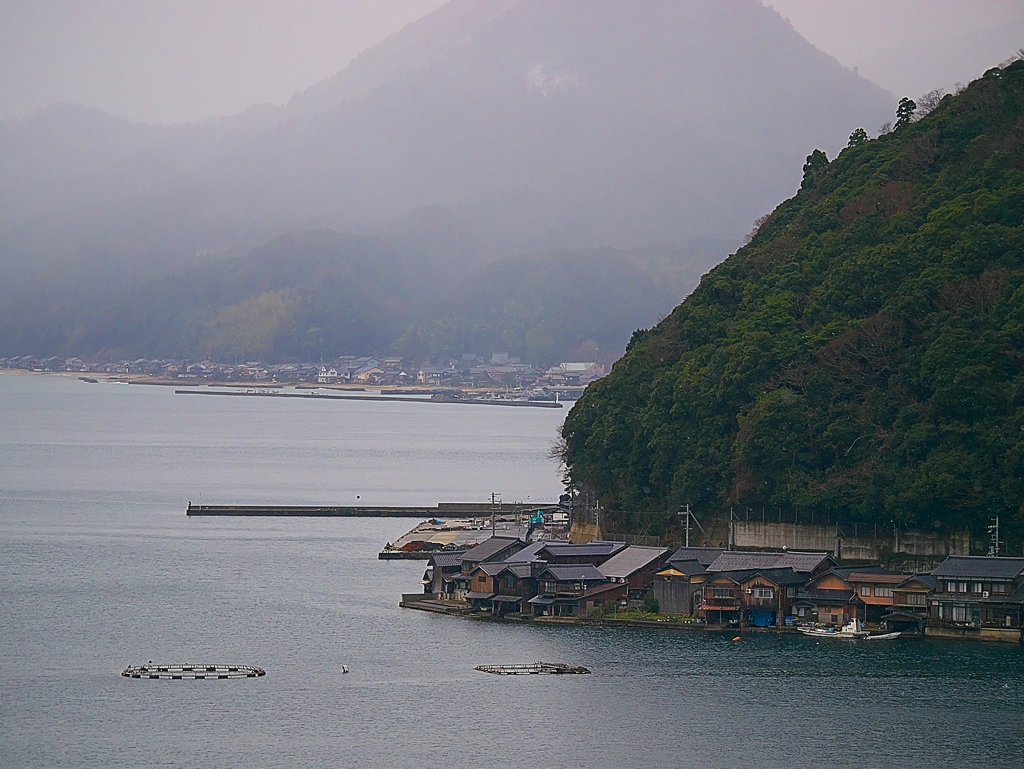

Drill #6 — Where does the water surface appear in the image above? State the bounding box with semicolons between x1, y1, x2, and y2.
1;374;1022;768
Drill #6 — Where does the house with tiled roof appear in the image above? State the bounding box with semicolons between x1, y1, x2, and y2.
926;556;1024;642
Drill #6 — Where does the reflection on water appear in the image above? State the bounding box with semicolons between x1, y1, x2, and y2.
1;374;1022;769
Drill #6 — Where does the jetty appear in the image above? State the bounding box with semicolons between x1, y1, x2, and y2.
121;664;265;679
174;388;561;408
475;663;591;675
187;501;555;519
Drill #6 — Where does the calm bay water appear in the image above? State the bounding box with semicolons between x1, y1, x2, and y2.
1;373;1022;769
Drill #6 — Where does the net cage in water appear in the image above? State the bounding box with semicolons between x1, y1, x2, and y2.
474;662;591;675
121;664;265;679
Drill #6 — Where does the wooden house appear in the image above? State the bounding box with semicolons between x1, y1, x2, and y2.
791;570;863;627
653;547;725;616
927;556;1024;642
464;562;507;610
737;569;806;627
848;570;905;623
527;565;609;617
882;575;935;633
427;550;470;599
597;546;671;606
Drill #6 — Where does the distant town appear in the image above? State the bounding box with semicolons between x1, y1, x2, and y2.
0;353;607;398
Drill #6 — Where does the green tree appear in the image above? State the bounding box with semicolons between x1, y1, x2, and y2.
894;96;917;130
801;149;829;187
847;127;868;147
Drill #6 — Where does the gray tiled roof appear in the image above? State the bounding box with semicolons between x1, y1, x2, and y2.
540;565;606;582
931;556;1024;580
598;546;670;579
668;547;725;566
461;536;524;564
793;588;858;606
502;541;549;563
541;541;628;558
707;551;830;573
429;551;466;569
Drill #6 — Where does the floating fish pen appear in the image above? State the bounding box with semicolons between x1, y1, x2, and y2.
475;662;591;675
121;664;265;680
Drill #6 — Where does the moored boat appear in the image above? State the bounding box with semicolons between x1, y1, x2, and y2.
798;619;901;639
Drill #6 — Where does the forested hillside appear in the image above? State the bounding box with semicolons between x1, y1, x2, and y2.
562;62;1024;538
36;232;724;365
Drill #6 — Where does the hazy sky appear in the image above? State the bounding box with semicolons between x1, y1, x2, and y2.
1;0;1022;124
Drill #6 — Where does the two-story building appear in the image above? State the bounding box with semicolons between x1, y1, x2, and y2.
597;546;671;607
527;565;611;617
653;547;724;616
882;574;935;634
927;556;1024;642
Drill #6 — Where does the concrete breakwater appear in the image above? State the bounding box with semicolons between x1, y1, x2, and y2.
186;502;550;518
174;389;562;408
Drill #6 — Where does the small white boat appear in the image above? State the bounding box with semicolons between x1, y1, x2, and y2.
799;618;869;638
799;618;901;640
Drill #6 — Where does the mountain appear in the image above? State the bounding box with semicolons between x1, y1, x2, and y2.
15;230;728;365
0;1;893;302
561;62;1024;539
397;239;729;365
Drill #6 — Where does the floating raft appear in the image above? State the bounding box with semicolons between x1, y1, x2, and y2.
475;662;591;675
121;664;265;680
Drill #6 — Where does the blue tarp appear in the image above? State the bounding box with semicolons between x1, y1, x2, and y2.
750;610;774;627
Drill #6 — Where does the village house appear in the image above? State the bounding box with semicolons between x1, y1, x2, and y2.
653;547;725;615
790;568;873;627
597;546;671;608
848;570;904;623
427;551;468;598
465;562;508;611
537;540;627;566
528;565;611;617
927;556;1024;642
883;574;936;634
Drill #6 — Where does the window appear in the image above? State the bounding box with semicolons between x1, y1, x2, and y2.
952;605;967;623
874;587;893;598
787;587;796;598
972;583;983;593
907;593;926;606
946;582;957;593
992;583;1009;594
958;582;968;594
860;586;871;596
504;575;516;589
477;575;486;584
752;587;774;599
542;581;556;594
712;586;734;599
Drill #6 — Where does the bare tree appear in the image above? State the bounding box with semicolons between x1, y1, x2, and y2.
743;213;771;244
915;89;945;118
999;48;1024;68
877;121;893;136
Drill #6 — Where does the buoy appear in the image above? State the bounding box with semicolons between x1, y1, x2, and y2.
732;636;741;642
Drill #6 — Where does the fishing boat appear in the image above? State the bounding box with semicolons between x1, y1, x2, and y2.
798;618;900;639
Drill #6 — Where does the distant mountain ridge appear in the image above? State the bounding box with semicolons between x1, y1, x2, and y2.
0;0;894;359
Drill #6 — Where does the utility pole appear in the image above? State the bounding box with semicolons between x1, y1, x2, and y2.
987;516;1001;556
490;491;501;537
678;504;706;547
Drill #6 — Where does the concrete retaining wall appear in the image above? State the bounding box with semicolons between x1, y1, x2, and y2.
732;521;969;563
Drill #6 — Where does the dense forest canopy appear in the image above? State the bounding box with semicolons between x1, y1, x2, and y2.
562;61;1024;539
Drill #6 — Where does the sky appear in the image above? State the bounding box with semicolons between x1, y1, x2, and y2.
1;0;1022;124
